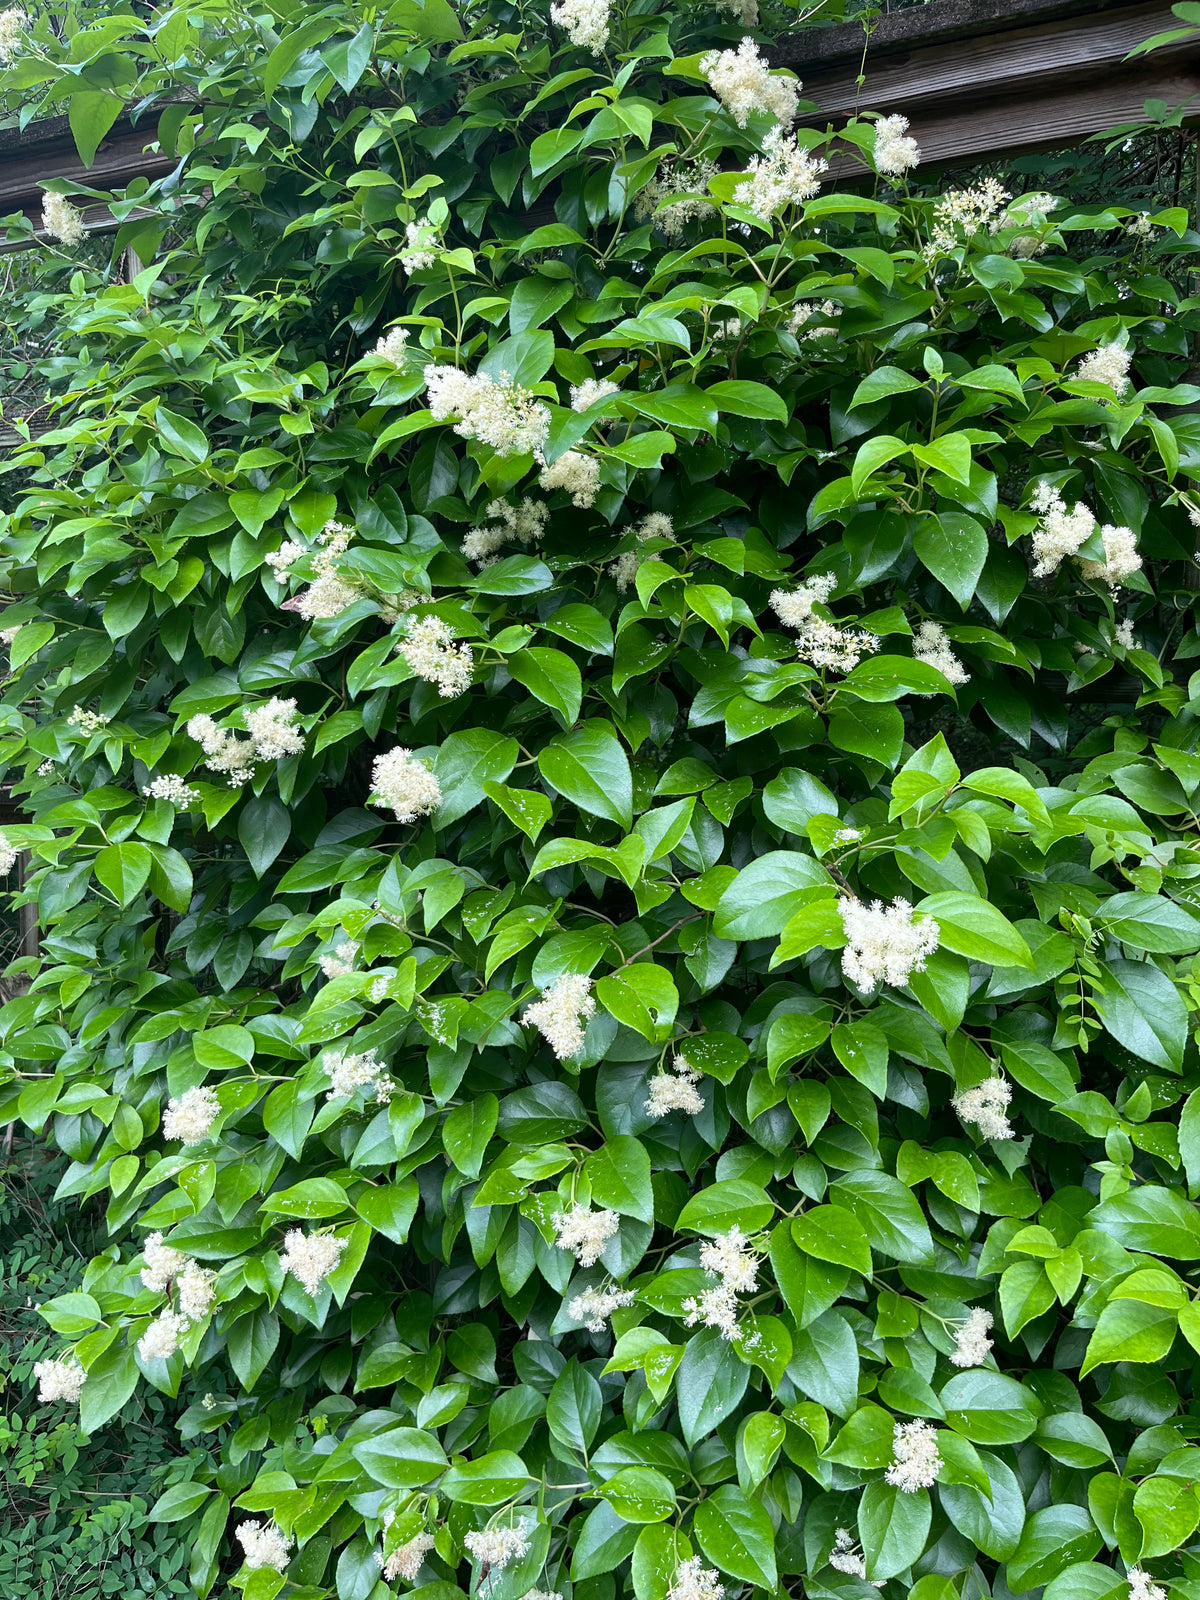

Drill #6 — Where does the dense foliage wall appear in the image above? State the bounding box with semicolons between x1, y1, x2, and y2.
4;2;1200;1599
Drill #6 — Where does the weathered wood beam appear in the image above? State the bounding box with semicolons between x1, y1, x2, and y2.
0;111;172;223
773;0;1200;168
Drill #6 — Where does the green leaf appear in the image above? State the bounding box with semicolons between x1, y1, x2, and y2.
1092;959;1187;1071
940;1370;1043;1443
538;721;633;827
352;1426;450;1489
694;1485;777;1587
508;647;583;726
677;1180;775;1236
912;514;989;608
94;842;152;906
703;380;788;422
586;1134;654;1222
858;1481;932;1581
69;88;124;168
790;1204;873;1275
916;891;1032;966
712;851;830;941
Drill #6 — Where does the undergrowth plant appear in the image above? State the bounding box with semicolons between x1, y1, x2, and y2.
2;2;1200;1599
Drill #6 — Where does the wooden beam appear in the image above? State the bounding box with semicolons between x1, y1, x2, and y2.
774;0;1200;167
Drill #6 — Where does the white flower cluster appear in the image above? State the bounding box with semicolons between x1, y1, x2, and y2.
609;511;675;592
0;622;19;646
550;0;610;51
397;615;474;697
34;1357;85;1404
1127;214;1157;239
636;158;719;238
463;1525;530;1570
68;706;109;734
840;897;940;992
953;1076;1014;1140
375;326;409;362
925;178;1010;258
0;833;16;876
136;1231;217;1358
571;377;620;411
369;746;443;824
0;8;27;63
325;1047;391;1102
1114;616;1137;651
319;938;359;979
142;773;200;807
568;1283;637;1331
771;576;879;673
829;1528;883;1585
42;193;85;247
539;449;601;508
645;1054;704;1118
1075;342;1132;398
523;973;596;1058
163;1084;220;1144
789;300;839;341
998;192;1058;257
683;1225;759;1341
553;1205;619;1267
187;698;303;786
912;620;969;686
885;1419;943;1491
733;127;827;223
138;1309;190;1360
700;37;799;128
401;215;438;275
715;0;759;19
236;1520;294;1573
279;1228;348;1296
280;519;363;621
1128;1570;1167;1600
951;1306;995;1367
667;1556;725;1600
1028;481;1141;588
425;366;550;458
463;497;549;567
873;113;921;177
378;1531;436;1582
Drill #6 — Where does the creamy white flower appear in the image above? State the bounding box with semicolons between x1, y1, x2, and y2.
375;327;410;362
265;539;307;575
137;1309;189;1361
162;1085;220;1144
0;832;16;876
463;496;548;566
833;827;862;844
142;774;200;806
177;1264;217;1321
926;178;1010;258
401;216;438;274
398;615;474;697
425;366;550;458
523;973;596;1058
1114;616;1137;650
550;0;610;51
378;1532;436;1582
141;1232;188;1293
325;1048;390;1102
874;113;921;177
319;939;360;979
950;1306;994;1367
553;1204;619;1267
953;1076;1014;1141
609;511;675;591
288;570;362;619
68;706;109;734
42;193;85;247
1029;480;1097;576
464;1526;530;1570
0;623;19;646
1128;1570;1167;1600
570;377;620;411
733;127;826;223
715;0;758;20
770;574;835;628
279;1229;348;1295
840;897;939;991
912;620;969;686
0;8;28;63
700;1226;759;1294
1079;523;1142;589
567;1284;637;1331
1075;342;1132;397
885;1419;943;1491
636;158;719;237
539;449;601;508
237;1520;294;1572
369;746;443;824
645;1055;704;1118
244;697;304;759
34;1357;84;1403
789;299;839;340
700;37;799;128
683;1282;741;1340
667;1556;725;1600
796;619;879;674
